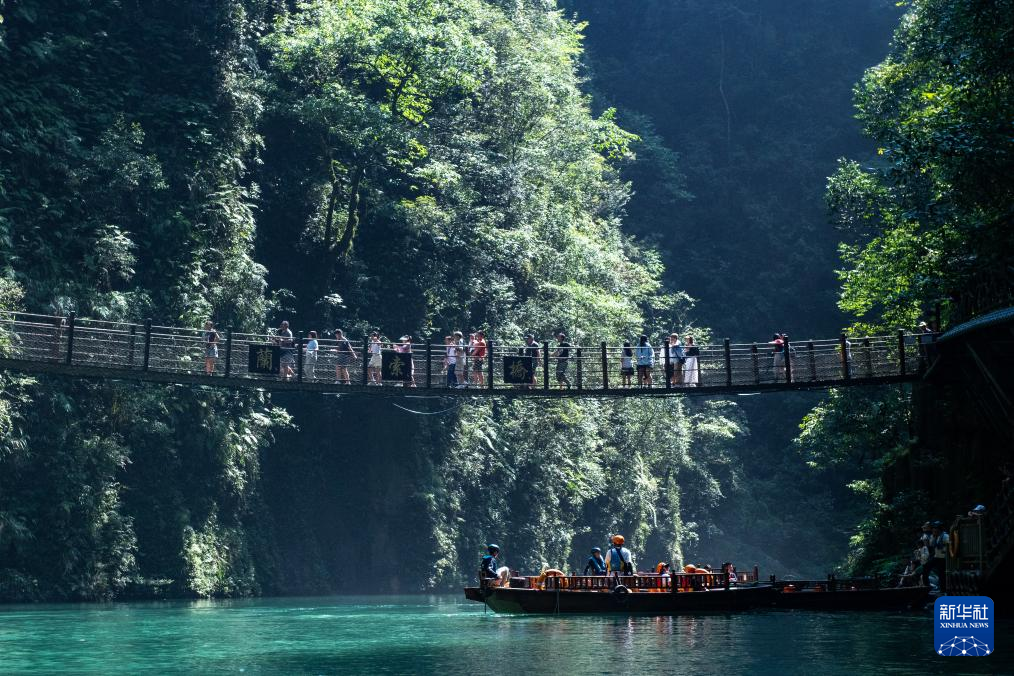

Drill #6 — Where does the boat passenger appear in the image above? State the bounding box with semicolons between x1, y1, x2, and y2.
480;544;510;587
583;547;607;575
605;534;634;576
927;521;949;593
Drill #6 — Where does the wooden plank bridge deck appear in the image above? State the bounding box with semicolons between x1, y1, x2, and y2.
0;312;928;397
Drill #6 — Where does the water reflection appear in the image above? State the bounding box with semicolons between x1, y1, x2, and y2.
0;596;1010;675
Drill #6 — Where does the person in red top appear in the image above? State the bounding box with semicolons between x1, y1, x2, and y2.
470;331;487;387
769;333;785;380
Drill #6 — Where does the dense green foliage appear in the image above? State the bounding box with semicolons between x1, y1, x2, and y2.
0;0;284;600
0;0;756;599
253;0;747;590
563;0;908;574
799;0;1014;573
4;0;991;598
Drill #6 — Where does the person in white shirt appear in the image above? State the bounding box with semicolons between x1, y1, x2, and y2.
444;335;458;387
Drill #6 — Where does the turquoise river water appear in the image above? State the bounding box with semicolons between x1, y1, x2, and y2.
1;595;1010;674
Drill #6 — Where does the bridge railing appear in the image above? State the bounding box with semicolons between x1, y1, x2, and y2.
0;311;929;392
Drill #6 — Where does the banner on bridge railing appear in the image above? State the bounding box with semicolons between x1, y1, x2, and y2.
503;355;535;384
381;351;413;381
248;344;280;375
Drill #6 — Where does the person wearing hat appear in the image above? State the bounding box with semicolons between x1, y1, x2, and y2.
583;547;607;575
604;534;634;576
480;544;510;587
917;320;934;362
926;521;949;593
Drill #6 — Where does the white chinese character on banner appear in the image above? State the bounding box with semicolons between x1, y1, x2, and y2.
957;604;973;620
939;604;954;621
972;604;989;621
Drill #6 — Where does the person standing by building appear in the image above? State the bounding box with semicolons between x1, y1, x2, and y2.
203;321;219;375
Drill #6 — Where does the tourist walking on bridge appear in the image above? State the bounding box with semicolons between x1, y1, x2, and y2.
667;333;684;386
366;332;382;384
683;335;700;387
333;329;356;384
274;321;295;380
469;331;487;387
636;335;655;387
203;321;219;375
304;331;319;379
620;342;634;387
444;335;458;387
770;333;785;381
524;335;541;388
395;335;416;387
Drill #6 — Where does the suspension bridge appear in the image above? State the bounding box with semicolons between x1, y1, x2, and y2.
0;311;931;397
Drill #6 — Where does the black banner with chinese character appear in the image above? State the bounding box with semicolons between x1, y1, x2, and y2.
503;355;534;384
248;344;280;374
382;350;413;381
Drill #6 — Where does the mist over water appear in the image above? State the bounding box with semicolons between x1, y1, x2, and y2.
2;596;1010;674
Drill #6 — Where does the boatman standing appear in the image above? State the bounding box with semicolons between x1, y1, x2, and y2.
604;535;634;576
583;547;607;575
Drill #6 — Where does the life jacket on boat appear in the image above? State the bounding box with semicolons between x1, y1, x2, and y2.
536;568;566;590
606;546;633;574
480;554;499;579
584;555;606;575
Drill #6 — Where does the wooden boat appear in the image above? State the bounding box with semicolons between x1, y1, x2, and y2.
770;578;931;610
464;572;931;614
464;572;777;614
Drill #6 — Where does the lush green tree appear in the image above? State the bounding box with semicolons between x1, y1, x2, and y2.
828;0;1014;331
805;0;1014;573
0;0;284;600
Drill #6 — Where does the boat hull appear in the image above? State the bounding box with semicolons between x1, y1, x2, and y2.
772;585;930;610
464;584;777;614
